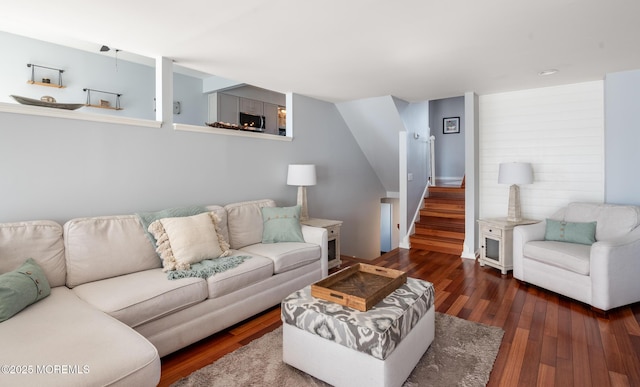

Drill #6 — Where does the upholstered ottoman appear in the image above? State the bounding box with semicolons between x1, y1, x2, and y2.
281;277;435;387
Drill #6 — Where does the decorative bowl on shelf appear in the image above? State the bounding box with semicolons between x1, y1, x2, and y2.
10;95;84;110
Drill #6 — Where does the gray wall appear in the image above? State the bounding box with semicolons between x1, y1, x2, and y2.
1;31;206;124
0;93;386;259
429;96;465;180
172;73;208;126
605;69;640;205
290;94;387;258
335;96;403;194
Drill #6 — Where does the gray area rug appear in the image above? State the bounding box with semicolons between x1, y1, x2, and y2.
172;312;504;387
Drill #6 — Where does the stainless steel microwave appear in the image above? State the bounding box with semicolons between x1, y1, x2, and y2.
239;112;265;130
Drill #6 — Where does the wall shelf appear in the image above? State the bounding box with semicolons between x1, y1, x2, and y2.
27;80;65;88
84;104;123;111
83;88;123;110
27;63;65;88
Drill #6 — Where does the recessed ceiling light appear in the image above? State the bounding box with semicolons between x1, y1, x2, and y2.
538;69;559;76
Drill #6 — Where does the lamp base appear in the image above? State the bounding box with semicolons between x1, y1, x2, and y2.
297;186;309;221
506;184;522;222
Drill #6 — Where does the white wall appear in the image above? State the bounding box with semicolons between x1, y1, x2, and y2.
604;69;640;205
0;93;386;259
479;81;605;220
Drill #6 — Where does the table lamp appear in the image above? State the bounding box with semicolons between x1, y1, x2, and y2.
498;162;533;222
287;164;316;221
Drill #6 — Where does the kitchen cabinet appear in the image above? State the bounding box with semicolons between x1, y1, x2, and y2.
208;93;239;124
240;98;263;115
263;102;279;135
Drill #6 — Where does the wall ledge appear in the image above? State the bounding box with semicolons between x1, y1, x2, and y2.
0;102;162;128
173;123;292;141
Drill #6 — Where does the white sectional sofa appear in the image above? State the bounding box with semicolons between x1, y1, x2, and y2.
513;202;640;311
0;199;327;386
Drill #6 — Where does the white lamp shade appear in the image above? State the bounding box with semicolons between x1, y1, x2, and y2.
498;162;533;185
287;164;317;186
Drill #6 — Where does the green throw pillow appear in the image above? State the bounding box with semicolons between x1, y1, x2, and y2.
261;206;305;243
0;258;51;322
544;219;597;245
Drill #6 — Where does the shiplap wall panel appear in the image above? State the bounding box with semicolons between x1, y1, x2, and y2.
479;81;604;220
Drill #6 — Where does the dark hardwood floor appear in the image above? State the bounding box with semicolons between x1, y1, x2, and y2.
159;249;640;387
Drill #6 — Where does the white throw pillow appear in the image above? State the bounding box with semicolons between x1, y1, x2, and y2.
148;212;230;271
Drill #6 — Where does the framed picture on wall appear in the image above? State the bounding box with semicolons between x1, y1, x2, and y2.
443;117;460;134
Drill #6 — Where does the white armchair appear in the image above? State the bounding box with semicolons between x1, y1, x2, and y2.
513;202;640;311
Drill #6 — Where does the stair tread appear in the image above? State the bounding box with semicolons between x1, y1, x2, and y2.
414;232;464;242
415;222;464;231
429;186;464;191
410;234;463;243
424;196;465;202
416;218;464;227
427;187;465;199
423;203;464;208
421;207;465;214
420;211;465;219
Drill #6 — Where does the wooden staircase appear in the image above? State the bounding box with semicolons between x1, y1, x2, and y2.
410;186;465;255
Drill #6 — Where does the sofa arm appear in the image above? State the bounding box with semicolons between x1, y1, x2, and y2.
512;221;546;279
590;226;640;311
301;225;328;278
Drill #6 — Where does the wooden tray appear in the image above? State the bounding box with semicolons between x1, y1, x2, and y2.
311;263;407;311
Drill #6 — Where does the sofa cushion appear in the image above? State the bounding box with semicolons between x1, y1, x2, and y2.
0;258;51;322
261;206;305;243
524;240;591;275
0;287;160;386
64;215;161;288
544;219;597;245
72;268;207;328
148;212;230;271
207;251;274;298
564;202;640;241
240;242;320;274
225;199;275;249
0;220;66;287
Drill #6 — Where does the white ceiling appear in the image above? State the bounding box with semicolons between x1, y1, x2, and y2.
2;0;639;102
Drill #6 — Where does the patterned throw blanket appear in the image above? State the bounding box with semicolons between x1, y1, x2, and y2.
167;255;251;280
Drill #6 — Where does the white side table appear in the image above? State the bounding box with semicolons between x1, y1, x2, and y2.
477;217;538;274
300;218;342;269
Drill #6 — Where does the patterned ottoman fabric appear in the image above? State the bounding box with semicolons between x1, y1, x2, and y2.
281;277;434;360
